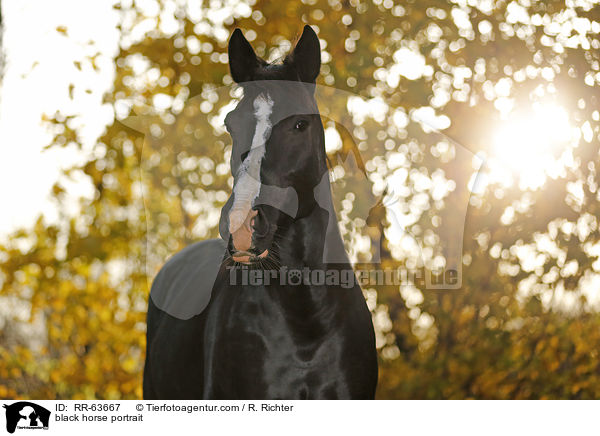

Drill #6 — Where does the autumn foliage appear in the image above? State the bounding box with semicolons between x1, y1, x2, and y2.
1;0;600;399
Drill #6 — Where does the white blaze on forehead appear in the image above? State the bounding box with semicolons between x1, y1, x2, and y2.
229;93;273;234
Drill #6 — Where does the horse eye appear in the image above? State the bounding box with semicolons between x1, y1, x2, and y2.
294;119;309;132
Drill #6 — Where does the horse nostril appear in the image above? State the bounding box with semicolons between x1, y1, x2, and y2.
252;208;270;237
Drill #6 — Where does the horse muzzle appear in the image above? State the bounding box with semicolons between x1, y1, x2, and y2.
229;207;273;263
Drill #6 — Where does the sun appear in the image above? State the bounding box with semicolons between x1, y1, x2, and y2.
490;103;573;188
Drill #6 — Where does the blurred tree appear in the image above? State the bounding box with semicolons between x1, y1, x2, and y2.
0;0;4;82
0;0;599;399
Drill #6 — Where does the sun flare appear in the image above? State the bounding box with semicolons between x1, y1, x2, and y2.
491;103;573;181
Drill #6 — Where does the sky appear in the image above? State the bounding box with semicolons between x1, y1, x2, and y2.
0;0;119;236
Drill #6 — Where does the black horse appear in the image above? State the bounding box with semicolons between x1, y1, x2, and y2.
143;25;378;399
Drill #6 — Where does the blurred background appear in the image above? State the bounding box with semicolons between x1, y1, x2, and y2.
0;0;599;399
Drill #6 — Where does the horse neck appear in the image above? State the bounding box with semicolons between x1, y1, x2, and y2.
276;186;346;269
288;205;328;268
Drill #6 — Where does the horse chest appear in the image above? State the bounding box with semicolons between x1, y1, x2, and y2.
205;284;351;399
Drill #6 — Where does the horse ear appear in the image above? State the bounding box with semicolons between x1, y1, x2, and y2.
228;28;264;83
287;25;321;83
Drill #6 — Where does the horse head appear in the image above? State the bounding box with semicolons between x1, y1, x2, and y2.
220;26;329;264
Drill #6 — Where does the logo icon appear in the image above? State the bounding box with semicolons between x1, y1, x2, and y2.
2;402;50;433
